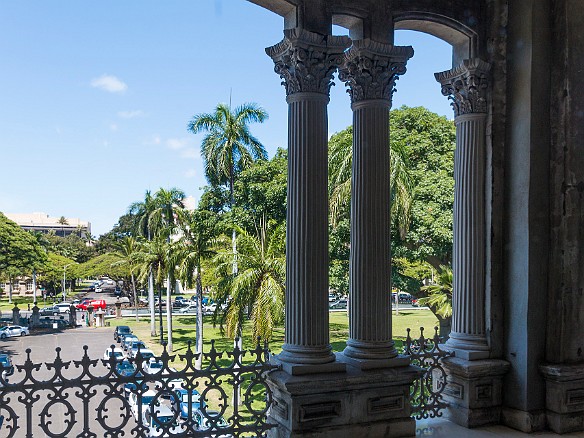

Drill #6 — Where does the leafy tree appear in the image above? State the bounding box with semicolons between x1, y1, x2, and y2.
38;252;76;299
111;237;141;320
77;253;131;281
0;213;47;303
94;213;138;254
232;148;287;232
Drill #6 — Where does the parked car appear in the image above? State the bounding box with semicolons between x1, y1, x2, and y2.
114;287;123;297
39;306;60;316
103;347;125;365
329;299;348;310
55;303;73;313
144;404;184;437
392;292;414;304
0;354;14;377
128;341;147;359
0;325;30;338
134;349;155;362
115;359;137;377
76;299;106;311
203;303;217;315
172;388;205;420
178;304;197;314
128;388;157;421
114;326;132;342
193;409;230;435
123;335;140;351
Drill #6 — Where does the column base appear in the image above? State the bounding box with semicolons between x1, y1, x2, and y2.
444;333;490;360
267;363;422;438
501;407;546;433
337;352;410;370
441;356;510;428
540;362;584;434
271;355;346;376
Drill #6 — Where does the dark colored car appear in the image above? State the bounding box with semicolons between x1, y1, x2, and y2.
115;359;137;377
114;326;132;342
0;354;14;377
39;306;60;316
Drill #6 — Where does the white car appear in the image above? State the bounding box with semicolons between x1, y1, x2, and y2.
55;303;73;313
0;325;30;339
178;304;197;314
128;388;157;422
103;347;125;366
134;348;156;362
128;341;147;359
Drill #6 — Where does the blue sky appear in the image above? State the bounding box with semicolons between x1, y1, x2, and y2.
0;1;453;236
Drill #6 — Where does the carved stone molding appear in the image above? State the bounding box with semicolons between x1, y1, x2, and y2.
266;28;350;96
435;58;491;117
339;39;414;104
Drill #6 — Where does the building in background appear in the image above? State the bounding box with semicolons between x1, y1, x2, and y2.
4;212;91;238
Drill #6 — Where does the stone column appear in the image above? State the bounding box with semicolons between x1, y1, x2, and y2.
31;303;40;328
435;58;491;360
435;59;509;428
12;305;20;325
266;28;350;374
338;39;413;368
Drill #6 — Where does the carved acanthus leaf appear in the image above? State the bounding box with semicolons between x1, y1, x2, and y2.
339;39;414;103
435;59;491;116
266;28;351;96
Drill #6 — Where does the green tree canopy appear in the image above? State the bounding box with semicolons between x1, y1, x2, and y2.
0;213;47;280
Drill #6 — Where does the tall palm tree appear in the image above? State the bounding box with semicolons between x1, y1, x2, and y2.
150;188;185;352
176;209;218;369
129;190;158;336
328;126;414;239
112;237;140;322
135;236;172;343
188;102;268;275
212;218;285;341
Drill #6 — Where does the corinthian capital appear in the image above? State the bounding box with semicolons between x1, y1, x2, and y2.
435;59;491;117
265;28;351;97
339;39;414;104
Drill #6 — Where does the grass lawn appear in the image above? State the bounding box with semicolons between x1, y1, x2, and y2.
108;309;438;421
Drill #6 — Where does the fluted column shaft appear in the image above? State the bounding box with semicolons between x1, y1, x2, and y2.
281;92;333;364
266;29;350;367
345;100;395;359
339;40;413;365
435;59;491;358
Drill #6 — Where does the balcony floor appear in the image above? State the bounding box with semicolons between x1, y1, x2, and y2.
415;418;584;437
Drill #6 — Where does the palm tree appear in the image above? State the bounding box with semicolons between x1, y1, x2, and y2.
328;126;414;239
418;265;453;337
112;237;140;322
176;209;218;369
188;102;268;276
150;188;185;352
212;218;285;341
135;236;173;343
129;190;158;336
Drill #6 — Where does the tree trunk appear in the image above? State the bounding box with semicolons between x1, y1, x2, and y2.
166;274;173;352
131;273;138;322
149;270;156;336
195;269;204;370
8;277;13;304
158;286;164;344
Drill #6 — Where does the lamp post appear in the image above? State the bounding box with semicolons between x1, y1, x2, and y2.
62;263;73;301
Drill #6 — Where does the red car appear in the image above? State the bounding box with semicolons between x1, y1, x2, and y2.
76;299;107;310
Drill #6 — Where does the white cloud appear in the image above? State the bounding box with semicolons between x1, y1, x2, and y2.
166;138;189;150
110;123;118;131
184;169;197;178
118;110;144;119
90;74;127;93
181;147;198;159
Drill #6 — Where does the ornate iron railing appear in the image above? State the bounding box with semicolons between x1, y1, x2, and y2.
403;327;454;419
0;339;278;437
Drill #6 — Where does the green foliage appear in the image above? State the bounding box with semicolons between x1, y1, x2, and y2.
77;252;130;280
418;265;453;319
233;148;287;232
0;213;47;280
211;221;285;340
390;106;455;268
95;213;137;254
